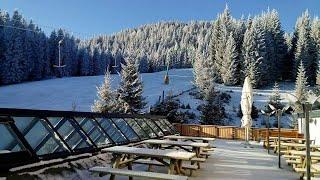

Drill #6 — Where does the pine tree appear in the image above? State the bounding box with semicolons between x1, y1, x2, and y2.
117;58;146;114
2;10;27;84
91;70;117;113
268;10;287;81
200;83;225;125
283;33;294;80
213;5;234;83
221;32;238;85
242;17;267;88
0;11;9;84
294;11;317;85
268;82;284;111
295;62;308;102
193;50;213;94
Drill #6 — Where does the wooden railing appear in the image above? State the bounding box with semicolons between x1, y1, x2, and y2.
173;124;303;140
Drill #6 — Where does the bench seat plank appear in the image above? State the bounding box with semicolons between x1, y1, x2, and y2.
90;167;188;180
133;159;198;170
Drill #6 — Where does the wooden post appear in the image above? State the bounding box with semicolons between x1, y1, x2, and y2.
303;103;312;180
277;110;281;169
266;115;270;154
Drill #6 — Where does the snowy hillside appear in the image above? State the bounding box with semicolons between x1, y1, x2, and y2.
0;69;194;111
0;68;295;127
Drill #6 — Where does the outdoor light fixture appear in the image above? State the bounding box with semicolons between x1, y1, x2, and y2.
268;104;290;168
286;92;320;180
260;110;275;154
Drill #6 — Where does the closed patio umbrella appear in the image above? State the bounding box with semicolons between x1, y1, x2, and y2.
241;77;253;144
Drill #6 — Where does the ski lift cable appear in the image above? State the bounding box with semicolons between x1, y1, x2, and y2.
0;22;94;39
7;17;93;37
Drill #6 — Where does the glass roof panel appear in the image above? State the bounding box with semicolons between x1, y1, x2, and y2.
0;124;24;152
112;118;139;141
96;118;127;144
135;118;157;138
125;118;149;139
144;119;164;137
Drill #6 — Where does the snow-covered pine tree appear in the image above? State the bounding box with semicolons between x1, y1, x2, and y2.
241;17;267;88
2;10;27;84
221;32;238;85
0;11;9;84
92;70;116;113
213;5;234;83
311;18;320;85
316;65;320;86
117;58;146;114
295;62;308;102
268;82;284;111
200;82;225;125
268;10;287;81
193;50;213;94
283;33;294;80
294;10;317;85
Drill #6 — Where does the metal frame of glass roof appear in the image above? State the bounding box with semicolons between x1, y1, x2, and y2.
0;108;179;173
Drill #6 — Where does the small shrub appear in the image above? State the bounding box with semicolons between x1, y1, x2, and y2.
219;92;231;104
186;104;191;109
189;90;203;99
180;104;186;109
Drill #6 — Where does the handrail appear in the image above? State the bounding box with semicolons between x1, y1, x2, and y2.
0;108;165;119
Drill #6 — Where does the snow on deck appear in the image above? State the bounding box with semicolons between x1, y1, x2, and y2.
190;139;299;180
9;139;301;180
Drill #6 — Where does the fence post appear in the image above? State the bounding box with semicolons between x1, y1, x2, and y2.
216;126;220;138
232;127;236;140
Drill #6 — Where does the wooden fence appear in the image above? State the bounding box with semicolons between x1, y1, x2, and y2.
173;124;303;141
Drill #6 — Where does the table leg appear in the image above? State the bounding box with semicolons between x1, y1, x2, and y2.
112;155;121;168
177;159;186;175
168;159;176;174
192;147;201;169
127;155;133;180
111;154;121;180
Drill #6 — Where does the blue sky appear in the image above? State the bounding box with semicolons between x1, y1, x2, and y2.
1;0;320;38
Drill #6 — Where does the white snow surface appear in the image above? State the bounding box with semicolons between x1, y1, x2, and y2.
0;68;295;127
0;69;194;112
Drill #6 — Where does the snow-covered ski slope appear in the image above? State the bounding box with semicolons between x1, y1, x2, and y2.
0;68;294;121
0;69;194;111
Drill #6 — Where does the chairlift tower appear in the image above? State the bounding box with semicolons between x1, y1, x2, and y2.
53;40;66;78
164;64;169;85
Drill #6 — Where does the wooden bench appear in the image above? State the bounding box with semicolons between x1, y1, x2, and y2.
202;147;215;152
90;167;188;180
200;152;211;158
134;159;198;176
312;163;320;176
283;155;300;159
294;167;318;178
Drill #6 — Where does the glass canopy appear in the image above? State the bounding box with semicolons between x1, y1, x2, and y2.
0;108;179;172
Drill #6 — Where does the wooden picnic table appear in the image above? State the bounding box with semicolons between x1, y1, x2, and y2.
272;138;316;153
143;139;209;158
269;137;305;140
102;146;196;175
289;150;320;157
164;135;215;143
288;150;320;170
281;143;320;155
